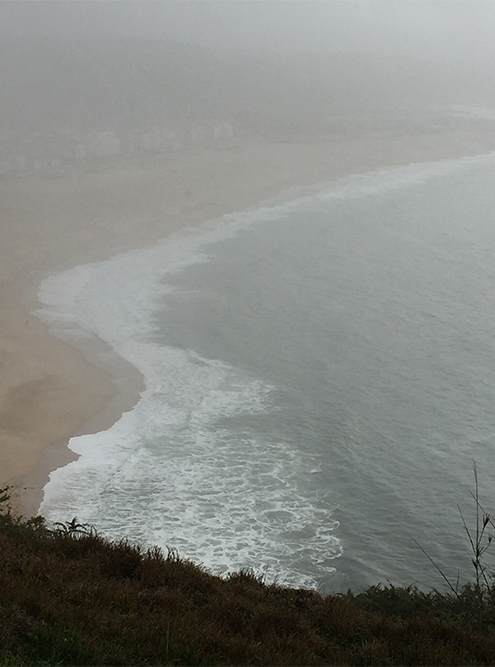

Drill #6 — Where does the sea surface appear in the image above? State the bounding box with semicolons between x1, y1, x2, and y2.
37;152;495;592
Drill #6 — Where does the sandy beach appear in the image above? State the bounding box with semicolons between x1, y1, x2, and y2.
1;127;494;516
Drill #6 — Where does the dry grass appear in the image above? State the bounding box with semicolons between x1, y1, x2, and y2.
1;489;495;665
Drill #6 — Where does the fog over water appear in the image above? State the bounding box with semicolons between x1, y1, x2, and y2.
3;0;495;61
3;1;495;590
2;1;495;138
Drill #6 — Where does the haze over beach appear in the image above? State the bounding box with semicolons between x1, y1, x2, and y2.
2;0;495;591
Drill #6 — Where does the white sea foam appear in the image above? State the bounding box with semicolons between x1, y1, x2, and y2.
314;151;495;203
36;152;495;589
37;206;342;587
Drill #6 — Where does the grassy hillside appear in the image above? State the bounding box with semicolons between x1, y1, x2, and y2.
1;488;495;665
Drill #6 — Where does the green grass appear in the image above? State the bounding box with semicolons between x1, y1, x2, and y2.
2;486;495;665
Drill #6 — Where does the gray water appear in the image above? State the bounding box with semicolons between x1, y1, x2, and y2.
39;153;495;592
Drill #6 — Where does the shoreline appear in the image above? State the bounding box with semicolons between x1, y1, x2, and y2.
2;127;495;517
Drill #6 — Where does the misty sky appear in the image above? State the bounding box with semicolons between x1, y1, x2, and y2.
1;1;495;62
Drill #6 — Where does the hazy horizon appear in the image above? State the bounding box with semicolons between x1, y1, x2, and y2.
2;1;495;62
1;2;495;156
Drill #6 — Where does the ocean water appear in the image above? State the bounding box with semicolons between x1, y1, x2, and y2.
37;152;495;592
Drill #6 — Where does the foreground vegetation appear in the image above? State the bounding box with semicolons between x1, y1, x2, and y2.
2;489;495;665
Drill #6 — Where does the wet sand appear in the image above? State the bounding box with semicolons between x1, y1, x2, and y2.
1;129;494;516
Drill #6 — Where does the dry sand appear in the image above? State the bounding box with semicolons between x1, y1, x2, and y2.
1;128;494;515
